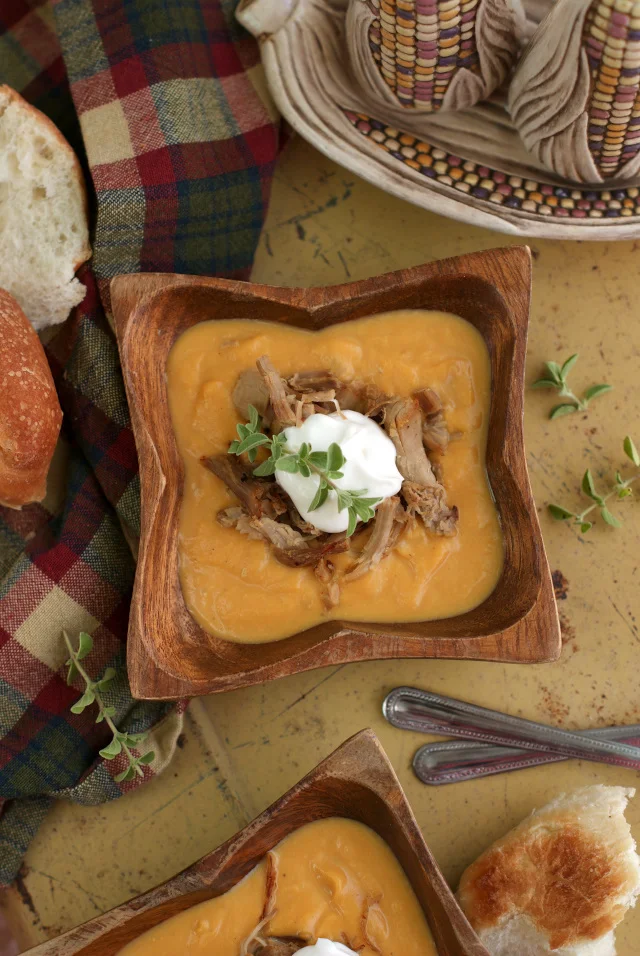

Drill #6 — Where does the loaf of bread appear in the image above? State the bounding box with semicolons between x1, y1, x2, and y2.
0;289;63;508
458;786;640;956
0;85;91;331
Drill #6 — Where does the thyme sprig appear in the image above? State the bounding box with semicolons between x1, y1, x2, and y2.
549;436;640;532
64;631;155;782
532;353;612;419
229;405;381;536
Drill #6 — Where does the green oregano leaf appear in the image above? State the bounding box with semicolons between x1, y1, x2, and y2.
70;687;96;714
548;504;575;520
624;435;640;467
545;361;563;383
550;403;577;420
276;456;300;474
582;469;602;503
561;353;579;377
600;507;622;527
327;443;345;472
583;384;612;403
346;509;358;537
531;379;561;390
99;737;123;760
248;404;260;431
114;766;137;783
580;522;593;533
76;632;93;661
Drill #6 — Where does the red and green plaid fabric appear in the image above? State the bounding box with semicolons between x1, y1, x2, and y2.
0;0;280;885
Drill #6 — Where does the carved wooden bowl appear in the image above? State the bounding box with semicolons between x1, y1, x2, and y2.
236;0;640;238
111;246;560;700
24;730;488;956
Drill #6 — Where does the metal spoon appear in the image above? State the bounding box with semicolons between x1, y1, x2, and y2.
382;686;640;771
413;724;640;785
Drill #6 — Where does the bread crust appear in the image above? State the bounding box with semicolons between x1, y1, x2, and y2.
0;289;63;508
458;786;640;953
0;84;91;272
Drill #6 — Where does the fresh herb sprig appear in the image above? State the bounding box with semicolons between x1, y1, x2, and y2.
532;354;612;419
229;405;381;536
64;631;155;782
549;436;640;532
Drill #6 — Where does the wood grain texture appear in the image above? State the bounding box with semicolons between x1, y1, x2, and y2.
23;730;488;956
110;246;560;700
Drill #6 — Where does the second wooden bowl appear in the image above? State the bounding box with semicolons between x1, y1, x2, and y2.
111;245;560;699
24;729;488;956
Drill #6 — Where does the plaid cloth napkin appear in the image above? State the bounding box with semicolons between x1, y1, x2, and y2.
0;0;280;885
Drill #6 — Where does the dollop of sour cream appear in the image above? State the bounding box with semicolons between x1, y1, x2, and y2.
297;940;358;956
275;410;403;534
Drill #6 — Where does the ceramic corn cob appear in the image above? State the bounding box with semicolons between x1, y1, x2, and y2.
347;0;523;113
510;0;640;182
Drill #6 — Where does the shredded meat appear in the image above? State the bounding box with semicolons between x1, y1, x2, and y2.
344;497;407;582
232;369;271;421
207;357;459;590
202;456;287;519
218;506;348;569
402;482;458;536
334;381;390;417
257;355;296;428
239;852;308;956
315;558;341;609
360;898;383;954
217;506;264;540
384;398;438;486
287;369;339;392
250;518;348;568
257;941;307;956
383;399;457;535
414;387;449;454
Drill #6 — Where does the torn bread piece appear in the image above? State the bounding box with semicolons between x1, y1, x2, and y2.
458;786;640;956
0;85;91;330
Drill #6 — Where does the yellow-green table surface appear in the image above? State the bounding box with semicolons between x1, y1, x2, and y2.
4;136;640;953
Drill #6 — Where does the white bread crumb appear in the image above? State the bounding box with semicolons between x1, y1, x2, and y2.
0;85;91;331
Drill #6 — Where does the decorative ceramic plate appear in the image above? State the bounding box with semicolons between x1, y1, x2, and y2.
237;0;640;238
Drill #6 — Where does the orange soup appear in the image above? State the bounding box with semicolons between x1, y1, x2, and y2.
118;818;438;956
167;310;503;643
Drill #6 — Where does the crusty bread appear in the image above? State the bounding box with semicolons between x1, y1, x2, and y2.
0;85;91;331
0;289;62;508
458;786;640;956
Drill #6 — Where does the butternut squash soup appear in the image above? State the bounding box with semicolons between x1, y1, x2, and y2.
167;310;503;643
118;817;438;956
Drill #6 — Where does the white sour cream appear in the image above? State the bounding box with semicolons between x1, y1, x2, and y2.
297;941;358;956
276;410;403;533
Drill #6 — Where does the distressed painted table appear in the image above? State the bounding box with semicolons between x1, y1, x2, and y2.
3;135;640;953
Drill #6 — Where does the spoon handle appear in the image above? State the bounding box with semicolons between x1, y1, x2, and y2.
413;725;640;785
382;686;640;769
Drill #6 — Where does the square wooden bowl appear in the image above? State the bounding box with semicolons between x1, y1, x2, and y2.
25;730;488;956
111;245;560;699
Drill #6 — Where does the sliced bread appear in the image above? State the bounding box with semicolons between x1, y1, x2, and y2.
0;85;91;331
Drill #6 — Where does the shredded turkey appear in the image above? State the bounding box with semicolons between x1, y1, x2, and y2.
257;355;297;428
414;387;450;454
383;399;458;536
343;496;407;582
201;456;287;519
204;356;460;594
315;557;341;609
